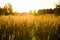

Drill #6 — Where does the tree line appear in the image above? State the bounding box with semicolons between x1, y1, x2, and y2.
0;3;60;15
38;4;60;15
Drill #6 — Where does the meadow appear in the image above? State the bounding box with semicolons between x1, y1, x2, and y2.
0;14;60;40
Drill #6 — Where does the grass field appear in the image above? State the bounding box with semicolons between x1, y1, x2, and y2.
0;14;60;40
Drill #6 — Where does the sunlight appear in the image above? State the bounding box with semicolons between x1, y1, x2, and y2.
0;0;59;12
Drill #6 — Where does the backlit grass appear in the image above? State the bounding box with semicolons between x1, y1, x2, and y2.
0;14;60;40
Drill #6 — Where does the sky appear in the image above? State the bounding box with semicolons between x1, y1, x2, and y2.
0;0;59;12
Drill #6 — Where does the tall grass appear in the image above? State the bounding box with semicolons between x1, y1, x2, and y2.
0;14;60;40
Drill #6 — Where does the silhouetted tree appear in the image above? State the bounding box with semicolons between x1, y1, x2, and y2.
0;7;4;15
4;3;12;15
38;9;43;15
46;9;53;14
53;4;60;15
38;9;53;15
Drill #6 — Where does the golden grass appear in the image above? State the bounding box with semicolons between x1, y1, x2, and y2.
0;14;60;40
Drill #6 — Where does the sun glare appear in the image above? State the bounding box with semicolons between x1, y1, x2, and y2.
0;0;59;12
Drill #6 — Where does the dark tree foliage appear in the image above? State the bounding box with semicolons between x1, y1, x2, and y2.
0;7;4;15
38;9;44;15
38;9;53;15
46;9;53;14
37;3;60;15
53;4;60;15
4;3;12;15
0;3;13;15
